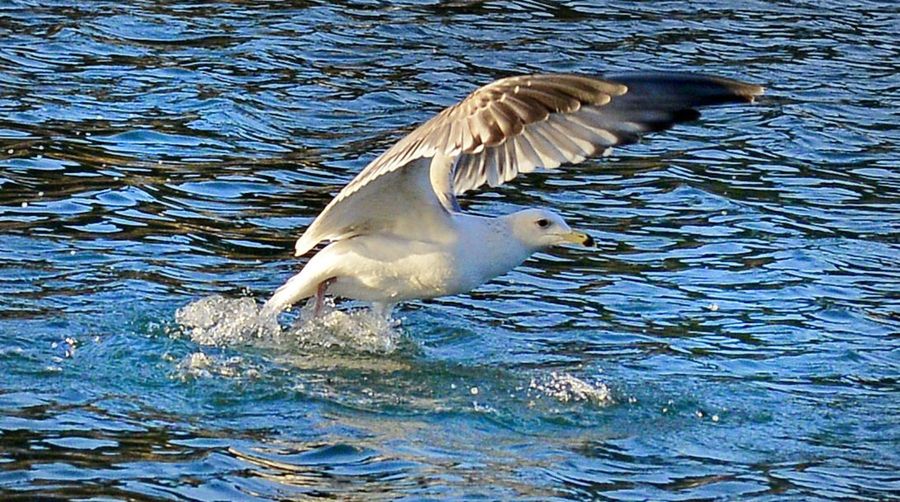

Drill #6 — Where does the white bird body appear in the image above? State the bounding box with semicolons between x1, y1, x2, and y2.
264;211;548;314
263;72;763;317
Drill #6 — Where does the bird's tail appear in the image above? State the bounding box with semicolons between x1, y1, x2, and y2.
261;269;320;317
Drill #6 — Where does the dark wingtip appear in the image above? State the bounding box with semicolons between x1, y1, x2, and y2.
605;71;766;107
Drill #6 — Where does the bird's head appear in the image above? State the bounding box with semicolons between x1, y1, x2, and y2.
505;208;594;251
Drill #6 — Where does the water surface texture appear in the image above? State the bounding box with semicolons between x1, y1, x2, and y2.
2;1;899;500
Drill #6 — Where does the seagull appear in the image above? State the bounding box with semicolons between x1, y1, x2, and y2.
263;72;763;318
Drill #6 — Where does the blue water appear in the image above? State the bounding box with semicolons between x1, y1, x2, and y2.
2;0;899;499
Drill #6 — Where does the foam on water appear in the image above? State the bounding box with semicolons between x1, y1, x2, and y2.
174;295;401;355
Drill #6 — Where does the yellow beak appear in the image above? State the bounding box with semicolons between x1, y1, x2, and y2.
560;230;595;247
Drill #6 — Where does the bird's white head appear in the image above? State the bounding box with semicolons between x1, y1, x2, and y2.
504;208;595;251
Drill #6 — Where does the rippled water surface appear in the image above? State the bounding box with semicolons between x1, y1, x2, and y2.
2;1;899;499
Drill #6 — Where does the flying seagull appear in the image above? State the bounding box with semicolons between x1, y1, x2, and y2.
262;72;763;318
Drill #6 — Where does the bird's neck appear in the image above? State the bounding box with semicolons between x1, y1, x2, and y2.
455;213;534;284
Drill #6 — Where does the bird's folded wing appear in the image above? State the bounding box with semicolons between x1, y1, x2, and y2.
294;156;454;256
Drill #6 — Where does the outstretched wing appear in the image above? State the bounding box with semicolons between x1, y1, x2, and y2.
294;72;763;256
450;72;763;193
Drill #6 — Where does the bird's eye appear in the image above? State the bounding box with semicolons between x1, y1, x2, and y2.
536;218;550;228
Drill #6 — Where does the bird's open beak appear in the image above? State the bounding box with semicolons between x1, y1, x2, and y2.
560;230;595;248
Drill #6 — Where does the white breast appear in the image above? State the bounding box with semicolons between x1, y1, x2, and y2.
324;213;533;303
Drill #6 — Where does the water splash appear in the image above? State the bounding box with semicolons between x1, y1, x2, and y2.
528;372;613;406
175;295;279;347
285;298;401;354
174;295;401;355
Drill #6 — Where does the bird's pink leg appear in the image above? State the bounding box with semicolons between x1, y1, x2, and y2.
314;277;336;317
